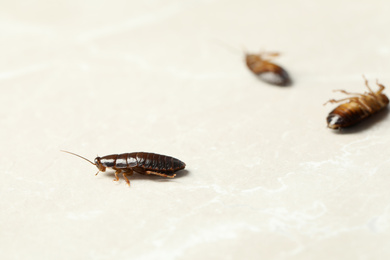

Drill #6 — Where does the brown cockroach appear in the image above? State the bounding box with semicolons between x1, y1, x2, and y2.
213;40;290;86
246;51;291;86
324;77;389;129
61;151;186;186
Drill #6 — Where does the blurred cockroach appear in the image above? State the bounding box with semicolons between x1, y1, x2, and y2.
213;40;291;86
324;76;389;129
62;151;186;186
246;51;291;86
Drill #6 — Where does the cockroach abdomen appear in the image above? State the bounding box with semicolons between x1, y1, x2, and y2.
327;114;346;129
258;68;290;86
245;52;291;86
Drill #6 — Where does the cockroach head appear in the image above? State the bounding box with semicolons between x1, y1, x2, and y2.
94;157;106;172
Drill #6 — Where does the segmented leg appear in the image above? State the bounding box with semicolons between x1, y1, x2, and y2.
333;89;366;96
376;79;385;92
363;75;375;94
324;96;373;113
146;171;176;178
356;99;374;113
323;97;357;106
262;51;280;60
113;170;121;181
122;170;133;186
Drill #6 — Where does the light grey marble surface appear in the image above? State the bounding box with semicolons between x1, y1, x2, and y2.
1;0;390;259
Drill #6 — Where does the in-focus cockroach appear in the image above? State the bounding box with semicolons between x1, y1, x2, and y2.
324;76;389;129
246;51;291;86
61;151;186;186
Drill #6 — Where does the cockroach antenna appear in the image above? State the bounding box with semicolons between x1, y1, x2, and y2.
60;150;96;165
211;38;245;55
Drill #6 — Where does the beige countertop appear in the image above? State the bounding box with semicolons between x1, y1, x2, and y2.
1;0;390;259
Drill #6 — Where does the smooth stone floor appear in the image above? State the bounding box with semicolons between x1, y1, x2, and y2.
1;1;390;259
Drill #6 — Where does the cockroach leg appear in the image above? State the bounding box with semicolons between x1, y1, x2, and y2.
323;97;356;106
122;170;133;186
260;52;280;62
363;76;375;94
263;51;280;58
355;99;374;113
146;171;176;178
114;170;121;182
326;90;373;113
333;89;365;96
376;80;385;92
